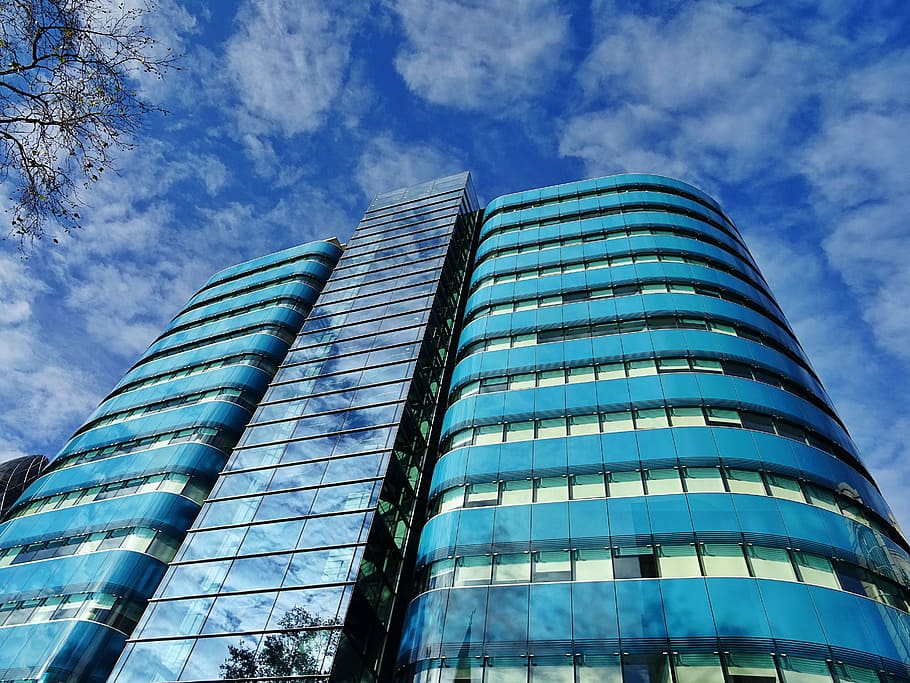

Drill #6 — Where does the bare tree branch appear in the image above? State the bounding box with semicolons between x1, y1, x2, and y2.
0;0;177;249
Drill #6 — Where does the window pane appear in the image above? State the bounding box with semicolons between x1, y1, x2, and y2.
567;366;596;383
465;483;499;507
511;374;536;390
725;653;779;682
635;408;669;429
601;411;634;433
794;552;840;589
726;468;766;495
596;363;625;380
532;551;572;582
658;545;700;578
657;357;690;372
646;469;683;495
627;360;657;377
609;471;644;497
501;480;533;505
574;549;613;581
538;370;564;388
613;547;657;579
684;468;725;493
493;553;531;584
571;474;605;500
454;556;491;587
569;414;600;435
766;474;805;503
475;425;503;445
674;653;725;683
438;487;464;513
669;407;707;426
506;421;535;442
535;477;568;502
701;544;749;577
537;418;567;439
803;484;840;513
748;546;797;581
578;654;622;683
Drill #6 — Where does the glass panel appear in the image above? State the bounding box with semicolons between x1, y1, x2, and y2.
684;468;726;493
725;653;780;682
646;469;683;495
608;471;644;497
532;551;572;582
701;544;749;577
627;360;657;377
574;548;613;581
493;553;531;584
535;477;568;502
569;414;600;435
571;474;605;500
613;547;658;579
635;408;669;429
538;370;565;387
658;545;701;578
748;546;797;581
506;421;535;442
623;654;671;683
454;556;492;587
670;407;707;426
601;411;634;433
511;374;536;390
803;484;840;513
501;480;533;505
780;657;834;683
674;653;725;683
766;474;805;503
438;487;465;513
726;469;766;495
596;363;625;380
567;366;596;383
537;418;568;439
428;559;455;590
465;483;499;507
578;654;622;682
794;552;840;589
475;425;503;446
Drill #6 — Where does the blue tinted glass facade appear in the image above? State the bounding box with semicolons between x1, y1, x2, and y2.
109;173;480;682
0;241;340;683
397;174;910;682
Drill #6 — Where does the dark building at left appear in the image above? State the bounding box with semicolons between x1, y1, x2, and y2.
0;455;48;517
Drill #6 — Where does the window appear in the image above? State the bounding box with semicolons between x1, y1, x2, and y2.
613;547;658;579
700;544;749;577
635;408;669;429
438;488;464;514
569;414;600;435
793;552;839;589
535;477;568;502
596;363;625;380
706;408;742;426
627;360;657;377
537;418;567;439
511;373;536;390
683;468;726;493
574;548;613;581
645;469;683;495
532;551;572;582
454;556;491;587
501;480;533;505
538;370;564;387
803;483;840;513
505;421;535;443
766;474;805;503
669;407;707;426
465;483;499;507
493;553;531;584
475;425;503;445
608;471;644;497
658;545;700;578
725;653;779;683
747;546;797;581
778;657;834;683
567;366;595;384
601;411;634;433
657;357;689;372
673;654;725;683
571;474;605;499
726;468;766;495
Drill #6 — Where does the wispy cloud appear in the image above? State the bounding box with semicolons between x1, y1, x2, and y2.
392;0;571;111
355;135;464;199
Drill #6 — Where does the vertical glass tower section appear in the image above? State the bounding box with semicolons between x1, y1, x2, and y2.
110;173;480;682
0;240;340;683
399;175;910;681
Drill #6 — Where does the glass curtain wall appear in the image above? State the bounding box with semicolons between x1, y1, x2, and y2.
110;173;480;682
0;240;339;683
396;174;910;682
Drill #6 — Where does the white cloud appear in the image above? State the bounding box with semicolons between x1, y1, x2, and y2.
355;135;464;199
223;0;361;138
393;0;570;110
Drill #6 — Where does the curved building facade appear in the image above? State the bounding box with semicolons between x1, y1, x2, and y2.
397;175;910;682
0;240;340;682
0;455;48;517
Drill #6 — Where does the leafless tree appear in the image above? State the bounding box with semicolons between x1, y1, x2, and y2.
0;0;176;248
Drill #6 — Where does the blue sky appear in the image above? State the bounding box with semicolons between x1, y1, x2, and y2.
2;0;910;528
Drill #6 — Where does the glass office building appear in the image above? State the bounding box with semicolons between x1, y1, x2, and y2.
397;176;910;682
108;172;480;682
0;241;340;682
1;173;909;683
